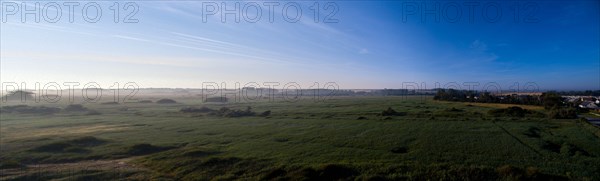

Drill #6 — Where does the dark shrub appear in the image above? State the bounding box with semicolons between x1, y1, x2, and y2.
541;141;561;153
382;107;406;116
488;107;524;117
446;107;463;112
560;143;589;156
496;165;566;180
260;110;271;117
548;108;577;119
391;147;408;153
262;168;287;180
525;167;541;179
317;164;358;180
382;107;397;116
156;99;177;104
360;175;389;181
205;97;228;103
287;167;319;180
23;105;44;113
504;106;527;117
322;115;334;119
216;106;256;117
180;106;214;113
218;107;230;113
86;110;102;115
69;136;106;147
31;142;73;152
126;144;173;156
138;100;153;103
181;149;220;157
496;165;524;180
64;104;88;112
63;147;90;153
488;106;543;118
560;143;575;156
357;116;368;120
523;127;540;138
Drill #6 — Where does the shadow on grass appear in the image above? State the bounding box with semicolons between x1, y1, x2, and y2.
30;136;107;153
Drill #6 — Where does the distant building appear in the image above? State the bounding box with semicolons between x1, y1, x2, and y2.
580;101;599;109
581;97;596;102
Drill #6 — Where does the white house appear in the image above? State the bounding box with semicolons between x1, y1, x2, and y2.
580;101;599;109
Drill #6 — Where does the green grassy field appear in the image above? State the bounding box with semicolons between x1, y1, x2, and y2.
1;96;599;180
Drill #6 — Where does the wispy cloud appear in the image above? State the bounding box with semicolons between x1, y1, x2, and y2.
109;32;308;66
0;50;257;67
469;40;498;62
470;40;488;52
111;35;154;43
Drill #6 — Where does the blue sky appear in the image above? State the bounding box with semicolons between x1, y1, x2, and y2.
1;0;598;90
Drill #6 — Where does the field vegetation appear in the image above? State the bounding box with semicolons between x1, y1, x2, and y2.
1;96;599;180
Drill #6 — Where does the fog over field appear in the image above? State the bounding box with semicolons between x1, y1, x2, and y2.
1;0;599;180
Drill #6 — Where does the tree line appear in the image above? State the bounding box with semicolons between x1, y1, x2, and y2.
433;89;582;119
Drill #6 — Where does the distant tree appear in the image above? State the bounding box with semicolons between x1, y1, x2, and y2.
540;92;563;110
2;90;34;101
548;107;577;119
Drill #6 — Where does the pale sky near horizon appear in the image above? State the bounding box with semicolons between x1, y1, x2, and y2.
1;1;599;91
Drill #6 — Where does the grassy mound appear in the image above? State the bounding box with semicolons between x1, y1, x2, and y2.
156;99;177;104
63;104;89;112
0;105;60;114
125;144;174;156
30;136;107;153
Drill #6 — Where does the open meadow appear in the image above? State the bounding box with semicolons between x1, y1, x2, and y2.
2;0;599;180
1;95;599;180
